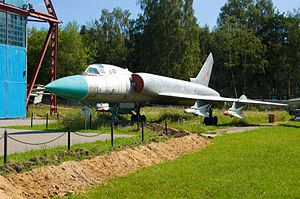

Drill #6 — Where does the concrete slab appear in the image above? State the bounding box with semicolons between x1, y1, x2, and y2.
0;118;55;127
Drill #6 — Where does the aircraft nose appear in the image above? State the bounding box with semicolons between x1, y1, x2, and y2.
45;75;88;100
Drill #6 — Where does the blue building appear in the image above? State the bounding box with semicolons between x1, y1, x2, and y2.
0;0;28;118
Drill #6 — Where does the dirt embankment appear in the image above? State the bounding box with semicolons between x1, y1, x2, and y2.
0;133;212;198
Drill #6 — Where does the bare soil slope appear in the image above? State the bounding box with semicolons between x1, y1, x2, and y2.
0;134;212;198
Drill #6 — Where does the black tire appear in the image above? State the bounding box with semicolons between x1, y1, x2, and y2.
131;115;137;122
213;116;218;125
112;120;119;126
204;117;211;125
141;115;146;122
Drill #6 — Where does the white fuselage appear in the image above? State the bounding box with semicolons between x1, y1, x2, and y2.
81;65;220;106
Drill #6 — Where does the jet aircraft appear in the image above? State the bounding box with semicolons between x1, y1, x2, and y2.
45;53;287;125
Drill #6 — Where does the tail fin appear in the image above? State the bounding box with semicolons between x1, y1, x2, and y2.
190;52;213;86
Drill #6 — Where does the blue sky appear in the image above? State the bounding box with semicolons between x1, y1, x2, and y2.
28;0;299;30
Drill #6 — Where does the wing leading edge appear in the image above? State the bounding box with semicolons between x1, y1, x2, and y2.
158;92;288;107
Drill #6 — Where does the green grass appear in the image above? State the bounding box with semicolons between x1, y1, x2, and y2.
64;122;300;199
142;107;291;133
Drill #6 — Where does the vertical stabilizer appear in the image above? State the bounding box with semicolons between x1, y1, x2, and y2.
190;52;213;86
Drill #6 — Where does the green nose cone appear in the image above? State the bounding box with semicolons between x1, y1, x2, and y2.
45;75;88;100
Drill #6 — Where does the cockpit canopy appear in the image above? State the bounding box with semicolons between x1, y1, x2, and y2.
83;64;131;76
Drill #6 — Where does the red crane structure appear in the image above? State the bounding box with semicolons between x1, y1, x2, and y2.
0;0;62;116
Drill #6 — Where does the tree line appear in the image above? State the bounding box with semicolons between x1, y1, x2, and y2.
27;0;300;99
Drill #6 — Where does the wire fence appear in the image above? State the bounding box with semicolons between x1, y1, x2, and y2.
0;120;153;164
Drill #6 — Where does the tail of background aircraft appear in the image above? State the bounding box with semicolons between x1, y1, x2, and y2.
190;52;213;87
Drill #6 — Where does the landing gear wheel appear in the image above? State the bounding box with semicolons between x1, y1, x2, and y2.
204;116;218;126
131;115;138;122
141;115;146;122
112;120;119;126
204;117;211;125
213;116;218;125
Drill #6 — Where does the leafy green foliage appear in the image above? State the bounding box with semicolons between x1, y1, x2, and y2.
213;0;299;98
133;0;201;79
27;0;300;97
80;8;132;67
27;22;89;84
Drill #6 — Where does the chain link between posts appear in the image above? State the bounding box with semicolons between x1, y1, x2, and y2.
7;132;67;146
72;129;110;138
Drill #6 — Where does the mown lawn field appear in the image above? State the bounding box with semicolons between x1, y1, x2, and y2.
64;122;300;199
1;105;292;175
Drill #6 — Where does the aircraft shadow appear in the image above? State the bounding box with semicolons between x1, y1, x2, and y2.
152;113;256;127
279;123;300;129
153;113;193;123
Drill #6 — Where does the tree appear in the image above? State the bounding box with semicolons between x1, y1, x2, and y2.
27;22;89;84
135;0;201;80
256;11;291;99
285;9;300;97
215;9;266;98
58;22;89;77
81;8;132;68
27;27;50;85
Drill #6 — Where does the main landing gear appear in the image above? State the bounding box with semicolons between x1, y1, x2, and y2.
110;103;146;125
111;104;120;125
203;108;218;125
130;104;146;123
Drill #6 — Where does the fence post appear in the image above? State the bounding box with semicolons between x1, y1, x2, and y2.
89;114;92;129
111;123;114;147
84;115;87;130
142;121;144;142
137;115;140;130
4;129;7;164
46;113;48;129
31;112;33;127
165;120;168;136
67;126;71;151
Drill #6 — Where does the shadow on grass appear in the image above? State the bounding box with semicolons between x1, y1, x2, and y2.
153;113;258;129
218;121;258;127
279;124;300;128
59;113;135;132
153;113;193;123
